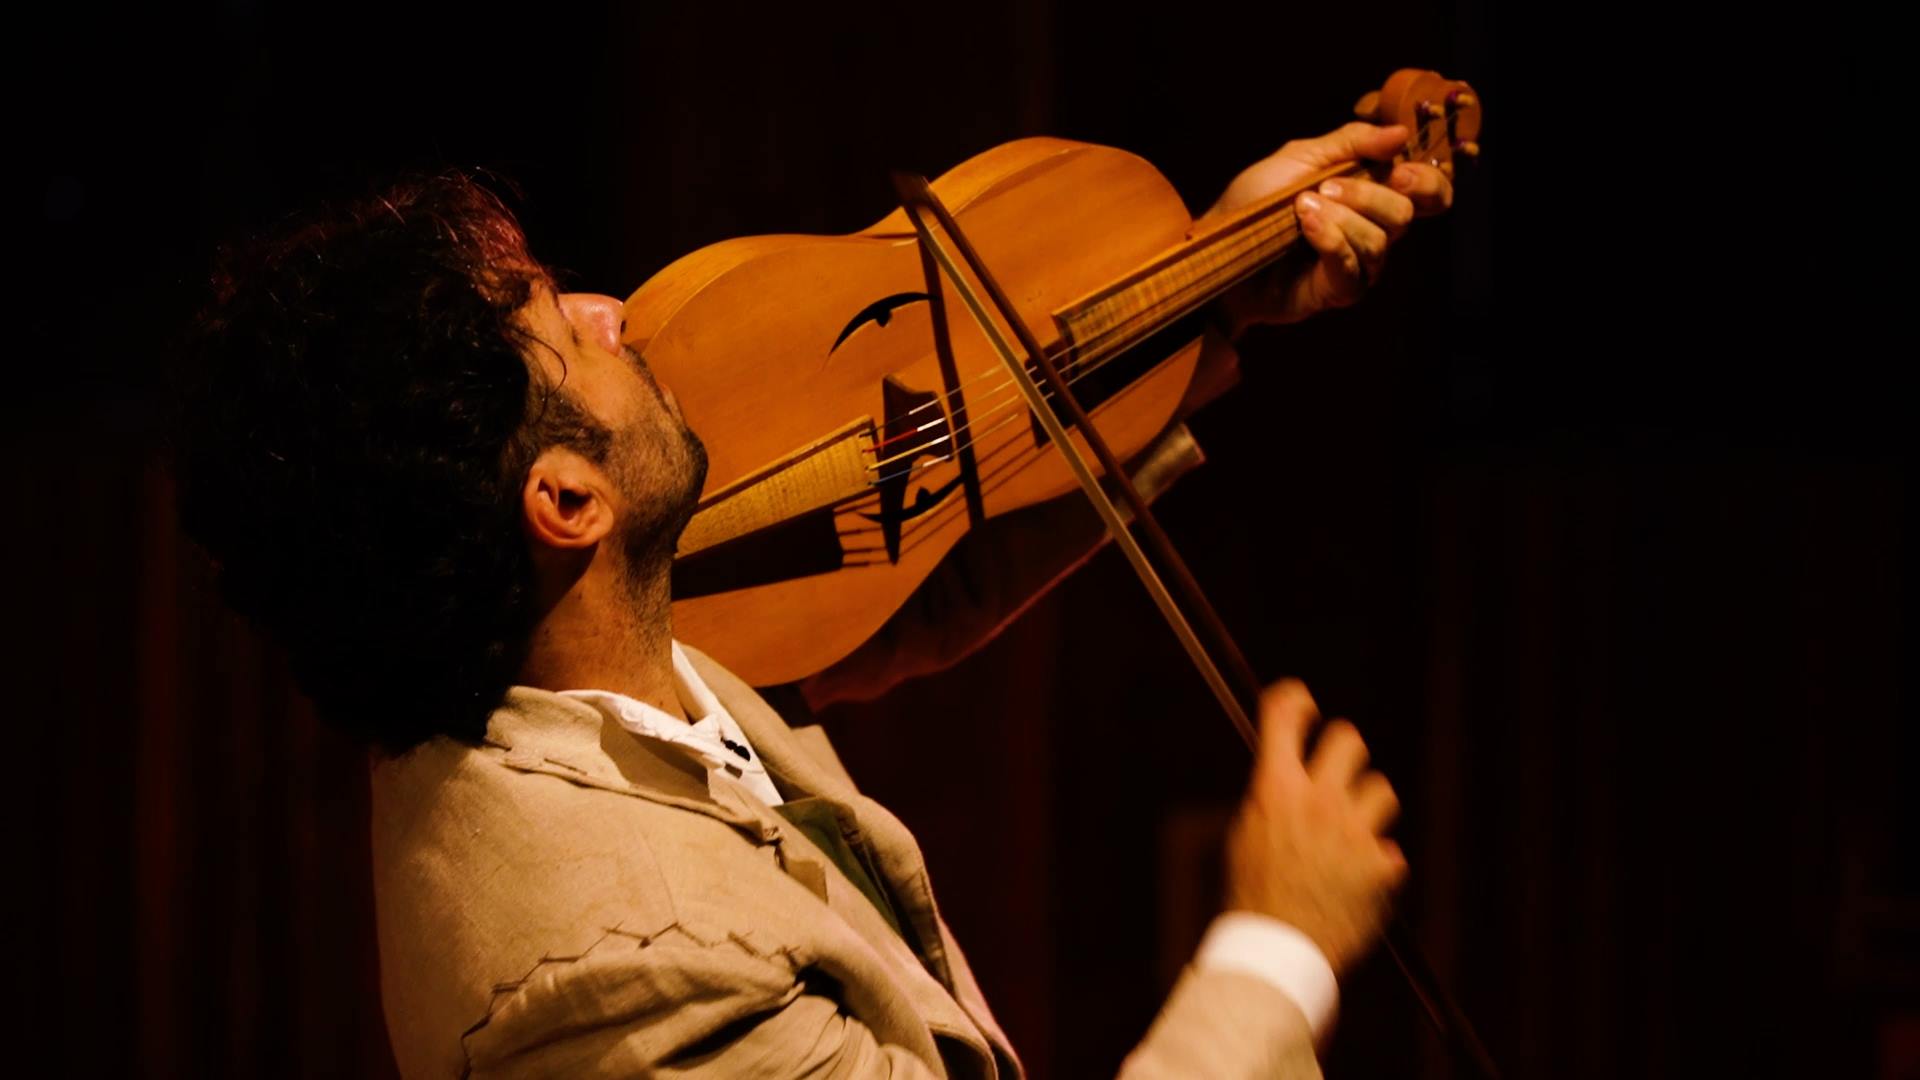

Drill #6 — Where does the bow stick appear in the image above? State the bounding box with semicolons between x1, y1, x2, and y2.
891;171;1501;1080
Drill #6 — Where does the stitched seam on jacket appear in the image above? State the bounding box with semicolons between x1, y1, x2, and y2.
455;921;813;1077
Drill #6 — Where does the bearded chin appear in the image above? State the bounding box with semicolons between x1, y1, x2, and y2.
620;427;709;579
664;429;709;550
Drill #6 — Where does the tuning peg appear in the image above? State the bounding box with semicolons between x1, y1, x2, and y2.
1353;90;1383;121
1423;101;1446;119
1453;92;1478;110
1455;140;1481;158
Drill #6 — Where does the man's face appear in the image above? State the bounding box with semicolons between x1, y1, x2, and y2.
522;286;708;568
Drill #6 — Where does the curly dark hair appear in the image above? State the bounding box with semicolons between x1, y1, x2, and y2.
174;174;612;754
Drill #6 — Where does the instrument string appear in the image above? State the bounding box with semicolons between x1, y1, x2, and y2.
830;158;1369;550
866;200;1309;472
826;419;1057;562
864;177;1309;456
851;265;1268;549
841;206;1330;552
864;122;1424;457
841;399;1111;561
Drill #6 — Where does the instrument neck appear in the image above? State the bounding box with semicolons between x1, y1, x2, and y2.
1054;160;1372;362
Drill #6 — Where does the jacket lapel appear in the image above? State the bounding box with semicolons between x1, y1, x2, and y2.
684;645;1021;1076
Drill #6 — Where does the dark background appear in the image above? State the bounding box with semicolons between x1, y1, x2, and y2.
10;1;1911;1077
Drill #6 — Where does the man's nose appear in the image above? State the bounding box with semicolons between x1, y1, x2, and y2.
559;293;626;355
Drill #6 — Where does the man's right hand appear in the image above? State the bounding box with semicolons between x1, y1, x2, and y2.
1224;679;1407;975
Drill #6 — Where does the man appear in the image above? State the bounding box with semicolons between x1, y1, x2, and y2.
175;120;1450;1077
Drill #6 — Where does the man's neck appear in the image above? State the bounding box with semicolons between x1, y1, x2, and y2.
518;558;684;723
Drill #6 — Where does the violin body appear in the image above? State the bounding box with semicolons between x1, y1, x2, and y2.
625;138;1211;685
623;68;1481;687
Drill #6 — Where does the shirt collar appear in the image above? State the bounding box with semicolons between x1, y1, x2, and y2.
558;642;782;805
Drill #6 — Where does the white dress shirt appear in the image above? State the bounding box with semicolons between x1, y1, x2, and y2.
562;640;1339;1040
561;642;784;806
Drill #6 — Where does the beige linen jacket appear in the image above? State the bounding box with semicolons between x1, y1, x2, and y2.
371;645;1320;1078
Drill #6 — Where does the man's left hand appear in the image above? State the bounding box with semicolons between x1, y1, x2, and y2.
1202;122;1454;335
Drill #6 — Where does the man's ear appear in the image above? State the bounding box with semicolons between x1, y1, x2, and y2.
522;447;616;552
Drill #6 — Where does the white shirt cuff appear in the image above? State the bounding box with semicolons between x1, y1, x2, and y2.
1193;911;1339;1039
